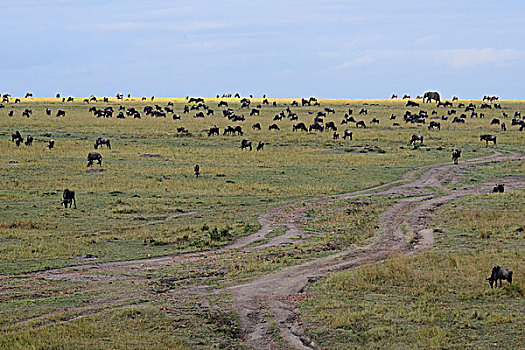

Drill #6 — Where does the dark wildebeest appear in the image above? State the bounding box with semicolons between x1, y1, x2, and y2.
194;164;200;178
56;110;66;117
452;149;461;164
269;124;280;131
359;108;367;115
87;152;102;167
309;122;324;132
256;141;264;151
47;139;55;150
501;123;506;131
22;109;32;118
61;189;77;209
46;108;52;116
370;118;380;124
402;94;410;99
428;121;441;130
293;122;308;132
343;130;353;140
390;114;396;120
423;91;440;103
177;127;188;133
218;101;228;107
208;125;219;136
325;121;337;131
333;132;339;140
356;121;366;128
487;266;512;288
409;134;423;145
8;110;14;117
12;131;22;143
492;184;505;193
502;112;508;118
452;117;465;123
240;139;252;150
480;134;497;146
391;94;398;99
94;138;111;149
252;123;261;130
232;125;243;135
250;108;260;116
406;100;419;107
324;107;335;114
25;135;33;146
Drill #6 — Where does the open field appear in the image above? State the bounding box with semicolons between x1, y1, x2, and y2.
1;96;524;349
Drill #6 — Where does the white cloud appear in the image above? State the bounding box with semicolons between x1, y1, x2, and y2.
440;48;524;68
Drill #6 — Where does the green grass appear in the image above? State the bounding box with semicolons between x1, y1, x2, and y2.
1;97;524;348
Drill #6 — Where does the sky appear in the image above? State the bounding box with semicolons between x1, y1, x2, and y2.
1;0;524;99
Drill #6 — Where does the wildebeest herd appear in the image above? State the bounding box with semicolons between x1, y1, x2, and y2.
3;91;522;291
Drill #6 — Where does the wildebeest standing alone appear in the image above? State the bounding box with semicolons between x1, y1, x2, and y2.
25;135;33;146
194;164;200;178
61;189;77;209
256;141;264;151
240;139;252;151
409;134;423;145
480;134;497;146
87;152;102;167
47;139;55;150
452;149;461;164
94;138;111;149
487;266;512;288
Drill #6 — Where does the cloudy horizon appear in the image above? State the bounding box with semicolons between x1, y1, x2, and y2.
1;0;524;99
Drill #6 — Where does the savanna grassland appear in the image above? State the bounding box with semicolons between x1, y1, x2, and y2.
0;96;524;349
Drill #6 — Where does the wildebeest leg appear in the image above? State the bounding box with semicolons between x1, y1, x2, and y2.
73;197;77;209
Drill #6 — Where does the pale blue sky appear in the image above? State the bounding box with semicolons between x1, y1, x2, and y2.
1;0;524;99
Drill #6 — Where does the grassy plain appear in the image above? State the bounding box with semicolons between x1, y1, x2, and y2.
0;96;524;348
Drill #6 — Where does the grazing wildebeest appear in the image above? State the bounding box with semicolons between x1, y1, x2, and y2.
12;131;22;143
207;109;214;116
370;118;379;124
452;117;465;123
25;135;33;146
8;110;14;117
14;98;21;104
490;118;500;125
409;134;423;145
492;184;505;193
391;94;398;99
343;129;353;140
67;97;74;102
309;123;324;132
194;164;200;178
46;108;52;116
61;189;77;209
232;125;243;135
218;101;228;107
487;266;512;288
47;139;55;150
324;107;335;114
359;108;367;115
22;109;32;118
240;139;252;150
325;121;337;131
356;121;366;128
423;91;440;103
94;138;111;149
25;92;33;98
501;123;506;131
333;132;339;140
87;152;102;167
250;108;260;116
177;127;188;133
480;134;497;146
56;110;66;117
256;141;264;151
452;96;458;101
452;149;461;164
208;125;219;136
268;123;280;131
293;122;307;132
252;123;261;131
502;112;508;118
428;121;441;130
406;100;419;107
390;114;396;120
515;111;521;118
402;94;410;99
